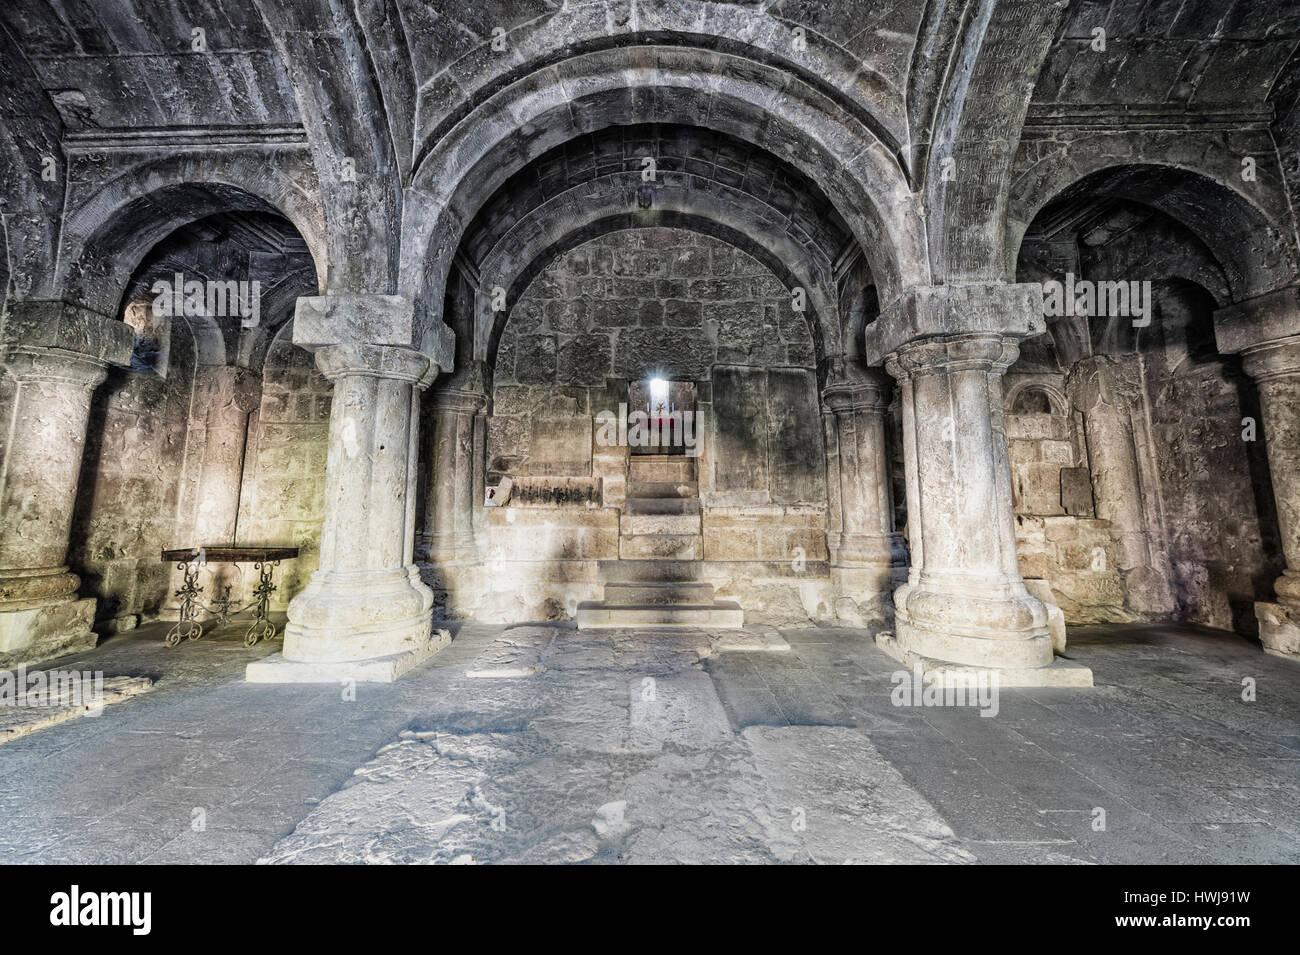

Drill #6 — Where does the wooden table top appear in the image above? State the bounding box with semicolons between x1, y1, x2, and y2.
161;546;300;563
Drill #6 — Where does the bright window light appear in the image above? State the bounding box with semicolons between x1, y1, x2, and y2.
649;378;669;403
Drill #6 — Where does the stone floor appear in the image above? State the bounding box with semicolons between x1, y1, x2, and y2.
0;619;1297;864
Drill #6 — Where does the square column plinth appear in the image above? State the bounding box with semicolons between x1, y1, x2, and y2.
0;598;98;669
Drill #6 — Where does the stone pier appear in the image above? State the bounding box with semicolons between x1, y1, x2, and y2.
1065;354;1176;616
0;303;133;666
1216;289;1300;658
168;364;262;609
418;362;488;617
821;358;908;626
247;294;454;683
868;285;1092;686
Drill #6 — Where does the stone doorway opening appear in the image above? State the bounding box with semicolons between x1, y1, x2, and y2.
628;378;696;456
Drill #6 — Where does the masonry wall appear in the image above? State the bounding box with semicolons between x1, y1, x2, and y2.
1003;280;1283;635
489;228;817;479
235;321;331;612
480;227;832;624
69;320;196;630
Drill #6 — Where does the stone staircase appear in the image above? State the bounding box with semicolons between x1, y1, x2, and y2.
576;454;743;629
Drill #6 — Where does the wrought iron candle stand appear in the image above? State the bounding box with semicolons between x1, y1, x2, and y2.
161;547;299;649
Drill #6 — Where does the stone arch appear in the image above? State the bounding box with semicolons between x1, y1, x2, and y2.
472;176;842;372
401;45;928;350
410;7;910;174
1005;380;1067;417
484;215;825;383
240;265;320;373
55;156;327;318
1007;160;1299;303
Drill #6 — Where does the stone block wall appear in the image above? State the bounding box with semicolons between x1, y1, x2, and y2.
235;323;331;611
1003;371;1131;623
488;228;816;481
68;323;196;631
1003;283;1284;634
481;227;833;623
1150;363;1283;632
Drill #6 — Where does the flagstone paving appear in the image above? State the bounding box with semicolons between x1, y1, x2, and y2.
0;620;1296;864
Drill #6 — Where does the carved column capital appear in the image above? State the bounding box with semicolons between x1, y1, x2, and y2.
1;346;111;391
1241;338;1300;382
314;343;436;389
884;333;1020;382
1064;353;1145;415
821;357;891;414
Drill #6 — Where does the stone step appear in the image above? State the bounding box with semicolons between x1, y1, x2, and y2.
597;559;702;582
627;481;698;499
621;512;701;537
576;600;744;630
619;534;701;560
625;497;701;516
628;456;696;483
603;581;716;605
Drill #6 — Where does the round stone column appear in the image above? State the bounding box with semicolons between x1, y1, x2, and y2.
1066;355;1175;615
168;365;262;612
1241;338;1300;654
884;334;1053;669
418;380;487;617
192;365;261;545
0;340;124;664
423;388;486;563
281;343;437;664
821;359;907;624
0;349;108;609
1213;290;1300;657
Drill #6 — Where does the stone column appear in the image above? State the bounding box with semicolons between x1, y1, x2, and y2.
0;303;133;666
867;284;1085;683
419;372;488;616
1065;354;1176;615
169;365;262;610
1215;289;1300;657
191;365;261;545
821;358;907;625
246;293;455;682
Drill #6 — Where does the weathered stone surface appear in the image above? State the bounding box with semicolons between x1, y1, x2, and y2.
0;675;153;744
1;0;1297;700
257;634;972;864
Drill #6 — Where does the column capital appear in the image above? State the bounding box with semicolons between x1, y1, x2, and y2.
1214;287;1300;359
1064;352;1146;413
884;332;1021;382
866;283;1045;365
1241;339;1300;382
821;357;890;413
430;358;489;413
314;343;437;388
292;293;454;375
1;345;112;390
1;300;134;370
195;363;263;413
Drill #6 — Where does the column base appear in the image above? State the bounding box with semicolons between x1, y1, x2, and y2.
831;564;905;628
875;630;1093;687
0;598;98;668
892;581;1056;669
282;567;435;663
1256;601;1300;659
247;629;451;683
418;558;485;620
